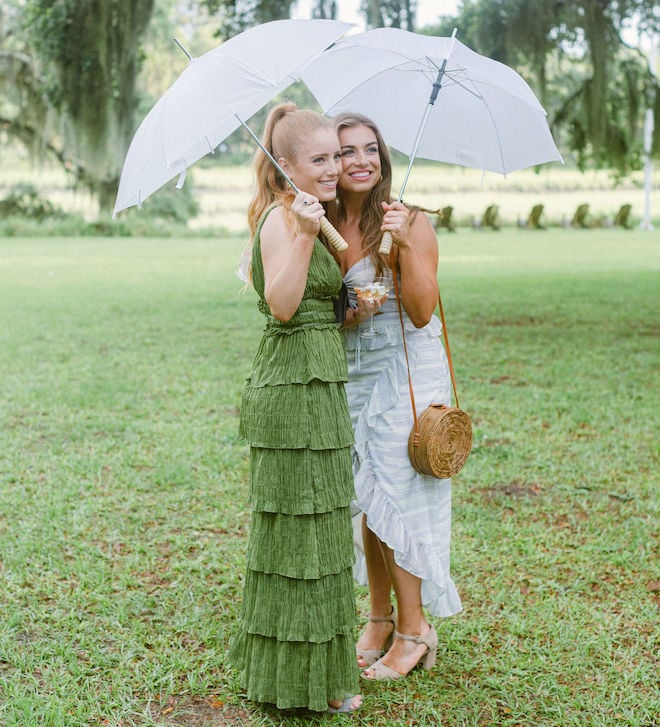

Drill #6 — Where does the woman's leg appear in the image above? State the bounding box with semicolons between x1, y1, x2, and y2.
355;515;396;667
362;540;432;677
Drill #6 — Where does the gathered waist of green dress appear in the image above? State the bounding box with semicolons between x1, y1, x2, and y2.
259;298;339;332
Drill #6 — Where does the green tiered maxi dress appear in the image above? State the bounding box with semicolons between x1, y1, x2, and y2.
230;210;359;712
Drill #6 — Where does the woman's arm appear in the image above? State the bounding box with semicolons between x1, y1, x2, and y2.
261;193;325;322
381;201;439;328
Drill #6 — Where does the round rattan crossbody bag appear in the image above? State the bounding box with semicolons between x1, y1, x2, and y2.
392;260;472;479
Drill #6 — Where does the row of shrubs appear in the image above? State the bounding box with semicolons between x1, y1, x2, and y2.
0;184;646;237
0;184;225;238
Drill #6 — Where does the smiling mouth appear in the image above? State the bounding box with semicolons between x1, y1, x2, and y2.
350;171;371;181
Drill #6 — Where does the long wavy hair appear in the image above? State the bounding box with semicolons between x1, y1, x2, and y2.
328;112;394;275
247;103;336;236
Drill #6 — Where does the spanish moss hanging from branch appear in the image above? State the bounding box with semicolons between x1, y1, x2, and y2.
21;0;155;210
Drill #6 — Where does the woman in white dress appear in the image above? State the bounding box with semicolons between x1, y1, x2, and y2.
328;113;462;681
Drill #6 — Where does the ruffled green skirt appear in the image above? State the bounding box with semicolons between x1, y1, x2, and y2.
230;325;359;712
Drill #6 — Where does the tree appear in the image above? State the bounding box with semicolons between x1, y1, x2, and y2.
201;0;294;38
202;0;418;32
1;1;156;211
430;0;660;176
311;0;338;19
363;0;417;30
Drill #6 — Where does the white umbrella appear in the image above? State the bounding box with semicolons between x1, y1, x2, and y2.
300;27;563;251
113;19;353;250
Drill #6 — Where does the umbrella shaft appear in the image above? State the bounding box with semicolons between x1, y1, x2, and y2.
430;59;448;104
237;115;300;194
398;103;433;201
398;30;458;201
398;60;448;201
173;37;193;61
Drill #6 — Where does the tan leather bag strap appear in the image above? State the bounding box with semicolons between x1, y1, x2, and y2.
391;254;420;428
389;251;461;425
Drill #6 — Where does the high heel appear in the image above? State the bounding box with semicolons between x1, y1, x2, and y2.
361;624;438;681
355;607;397;667
398;625;438;671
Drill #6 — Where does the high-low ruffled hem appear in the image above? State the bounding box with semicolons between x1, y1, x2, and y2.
352;399;463;617
351;491;462;617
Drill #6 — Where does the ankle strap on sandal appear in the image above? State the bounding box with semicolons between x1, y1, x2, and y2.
369;607;397;624
396;631;427;644
395;626;436;647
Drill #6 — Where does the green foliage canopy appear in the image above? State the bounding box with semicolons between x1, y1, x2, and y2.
1;0;658;215
431;0;659;176
1;0;155;211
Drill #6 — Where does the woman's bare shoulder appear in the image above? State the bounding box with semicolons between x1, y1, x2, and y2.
409;209;438;248
261;206;293;245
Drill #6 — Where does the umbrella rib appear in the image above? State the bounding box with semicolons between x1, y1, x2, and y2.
483;99;507;174
173;37;193;61
442;68;508;173
222;53;292;88
462;88;507;174
444;69;513;171
446;69;544;110
443;71;485;101
324;65;436;111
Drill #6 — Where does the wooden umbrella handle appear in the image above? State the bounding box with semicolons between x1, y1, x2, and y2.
320;217;348;252
379;231;393;254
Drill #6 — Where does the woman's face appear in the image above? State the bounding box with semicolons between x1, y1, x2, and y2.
338;124;382;194
280;128;341;201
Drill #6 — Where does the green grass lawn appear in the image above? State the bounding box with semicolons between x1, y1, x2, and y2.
0;229;658;726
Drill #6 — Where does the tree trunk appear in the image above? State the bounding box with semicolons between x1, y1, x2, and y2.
366;0;384;28
582;0;613;159
312;0;337;18
21;0;156;212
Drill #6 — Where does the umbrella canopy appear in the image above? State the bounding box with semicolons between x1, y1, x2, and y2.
113;19;353;216
300;27;562;176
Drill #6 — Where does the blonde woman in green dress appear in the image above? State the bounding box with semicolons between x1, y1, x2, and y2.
229;103;361;714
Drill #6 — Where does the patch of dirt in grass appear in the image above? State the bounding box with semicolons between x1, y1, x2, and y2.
484;479;543;498
484;315;542;327
475;437;513;447
146;696;252;726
